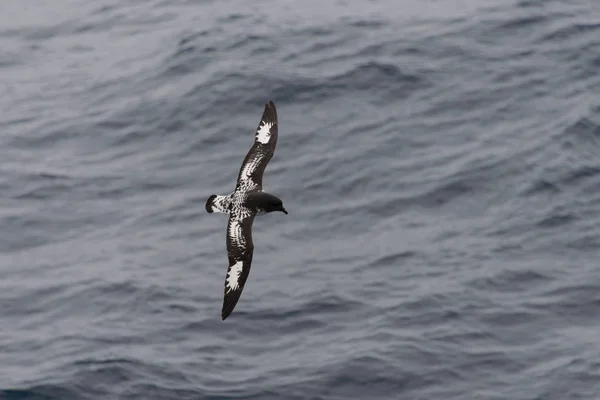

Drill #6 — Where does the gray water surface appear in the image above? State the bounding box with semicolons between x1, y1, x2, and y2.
1;0;600;399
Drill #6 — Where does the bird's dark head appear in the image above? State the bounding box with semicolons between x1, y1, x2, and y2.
246;191;288;215
266;196;288;215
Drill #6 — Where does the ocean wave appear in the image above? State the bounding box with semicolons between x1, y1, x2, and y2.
3;0;600;398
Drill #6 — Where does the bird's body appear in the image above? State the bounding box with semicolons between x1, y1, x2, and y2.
206;101;287;320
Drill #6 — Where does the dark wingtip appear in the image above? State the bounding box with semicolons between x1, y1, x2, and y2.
221;303;234;320
205;194;216;213
263;101;277;125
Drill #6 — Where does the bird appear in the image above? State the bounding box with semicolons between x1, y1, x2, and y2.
205;100;288;320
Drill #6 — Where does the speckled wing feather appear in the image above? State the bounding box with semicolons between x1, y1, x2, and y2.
221;211;256;320
235;101;279;191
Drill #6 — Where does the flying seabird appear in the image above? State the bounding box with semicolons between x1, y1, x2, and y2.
206;100;288;320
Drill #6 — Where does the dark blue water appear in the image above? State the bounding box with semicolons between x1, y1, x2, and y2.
2;0;600;398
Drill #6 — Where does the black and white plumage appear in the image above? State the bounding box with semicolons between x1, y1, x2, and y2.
206;101;288;320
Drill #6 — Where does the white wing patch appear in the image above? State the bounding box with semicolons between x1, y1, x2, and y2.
228;218;245;247
256;122;273;144
241;158;256;178
226;260;244;292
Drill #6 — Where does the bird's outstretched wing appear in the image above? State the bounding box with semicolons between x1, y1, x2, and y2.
222;210;256;320
235;101;279;191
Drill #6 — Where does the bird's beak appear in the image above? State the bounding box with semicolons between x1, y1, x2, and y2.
281;207;288;215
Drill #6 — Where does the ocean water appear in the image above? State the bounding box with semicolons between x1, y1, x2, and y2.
1;0;600;398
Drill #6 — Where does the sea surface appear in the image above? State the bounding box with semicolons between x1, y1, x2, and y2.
1;0;600;399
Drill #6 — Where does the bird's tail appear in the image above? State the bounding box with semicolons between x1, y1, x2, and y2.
205;194;233;214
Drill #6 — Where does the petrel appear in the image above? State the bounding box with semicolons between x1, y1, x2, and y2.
205;101;288;320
